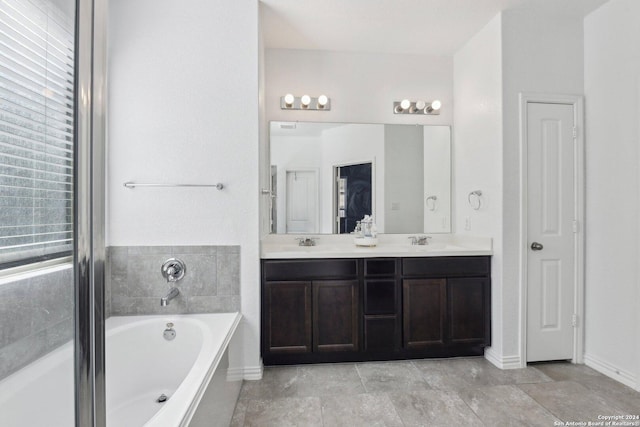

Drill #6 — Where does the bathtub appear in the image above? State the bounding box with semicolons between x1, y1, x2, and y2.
0;312;243;427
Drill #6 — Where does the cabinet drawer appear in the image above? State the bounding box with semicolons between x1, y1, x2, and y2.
364;259;397;276
364;279;397;314
402;256;490;278
264;259;358;281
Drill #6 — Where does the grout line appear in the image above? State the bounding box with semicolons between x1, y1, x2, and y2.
515;382;569;423
353;362;369;393
319;394;325;427
383;391;408;427
452;386;489;426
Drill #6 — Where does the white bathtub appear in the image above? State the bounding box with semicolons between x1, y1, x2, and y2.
0;312;243;427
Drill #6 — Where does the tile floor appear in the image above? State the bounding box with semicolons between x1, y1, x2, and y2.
230;358;640;426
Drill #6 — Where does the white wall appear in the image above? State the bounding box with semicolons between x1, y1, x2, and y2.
454;9;585;368
265;49;452;126
500;9;585;362
584;0;640;390
107;0;262;376
453;14;505;362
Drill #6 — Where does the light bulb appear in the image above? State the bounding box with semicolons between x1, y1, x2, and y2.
284;93;294;106
431;100;442;110
415;100;426;110
318;94;328;107
301;95;311;106
400;99;411;110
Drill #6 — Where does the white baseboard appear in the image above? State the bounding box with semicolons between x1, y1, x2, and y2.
239;360;264;381
226;367;245;382
484;347;523;369
584;353;639;391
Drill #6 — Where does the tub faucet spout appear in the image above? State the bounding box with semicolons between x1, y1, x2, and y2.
161;287;180;307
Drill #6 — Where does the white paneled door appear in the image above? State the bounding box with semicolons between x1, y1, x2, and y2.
526;102;576;362
285;170;318;233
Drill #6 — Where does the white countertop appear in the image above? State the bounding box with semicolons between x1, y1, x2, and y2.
261;234;492;259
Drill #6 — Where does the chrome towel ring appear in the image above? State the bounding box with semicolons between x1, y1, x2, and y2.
425;195;438;211
468;190;482;210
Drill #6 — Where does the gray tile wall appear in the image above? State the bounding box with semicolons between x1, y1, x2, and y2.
0;266;73;380
107;246;240;316
0;245;238;381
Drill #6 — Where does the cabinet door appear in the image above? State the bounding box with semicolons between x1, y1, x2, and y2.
313;280;359;352
364;316;399;352
448;278;489;344
403;279;446;348
264;281;312;354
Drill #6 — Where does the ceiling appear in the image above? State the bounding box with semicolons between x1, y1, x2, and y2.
260;0;609;56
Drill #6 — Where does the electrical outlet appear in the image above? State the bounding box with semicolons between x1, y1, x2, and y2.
464;216;471;231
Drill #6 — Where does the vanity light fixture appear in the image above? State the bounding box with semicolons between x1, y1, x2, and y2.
428;99;442;113
394;99;410;114
280;94;331;111
283;93;295;107
413;100;426;113
393;99;442;115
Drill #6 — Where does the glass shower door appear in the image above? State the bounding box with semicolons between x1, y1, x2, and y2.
0;0;106;424
0;0;78;424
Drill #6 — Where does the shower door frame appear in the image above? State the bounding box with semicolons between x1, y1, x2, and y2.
74;0;107;425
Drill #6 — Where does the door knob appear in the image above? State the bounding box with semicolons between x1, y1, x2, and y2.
530;242;543;251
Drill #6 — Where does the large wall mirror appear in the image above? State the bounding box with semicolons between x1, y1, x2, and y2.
269;121;451;234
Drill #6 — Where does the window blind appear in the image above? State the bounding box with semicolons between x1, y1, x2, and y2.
0;0;75;266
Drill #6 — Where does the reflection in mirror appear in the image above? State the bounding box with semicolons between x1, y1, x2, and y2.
269;122;451;234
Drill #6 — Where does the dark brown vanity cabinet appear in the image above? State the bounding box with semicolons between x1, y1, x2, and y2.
402;257;491;356
363;259;400;353
262;259;359;364
261;256;490;365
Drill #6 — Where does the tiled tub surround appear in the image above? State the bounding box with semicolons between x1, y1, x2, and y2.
0;264;73;380
107;245;240;316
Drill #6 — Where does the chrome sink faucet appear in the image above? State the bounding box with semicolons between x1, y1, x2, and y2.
409;235;432;245
296;237;318;247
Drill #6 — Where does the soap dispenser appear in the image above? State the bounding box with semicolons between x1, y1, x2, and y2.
353;221;362;236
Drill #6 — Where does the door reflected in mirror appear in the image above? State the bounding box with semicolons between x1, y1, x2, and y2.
269;122;451;234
